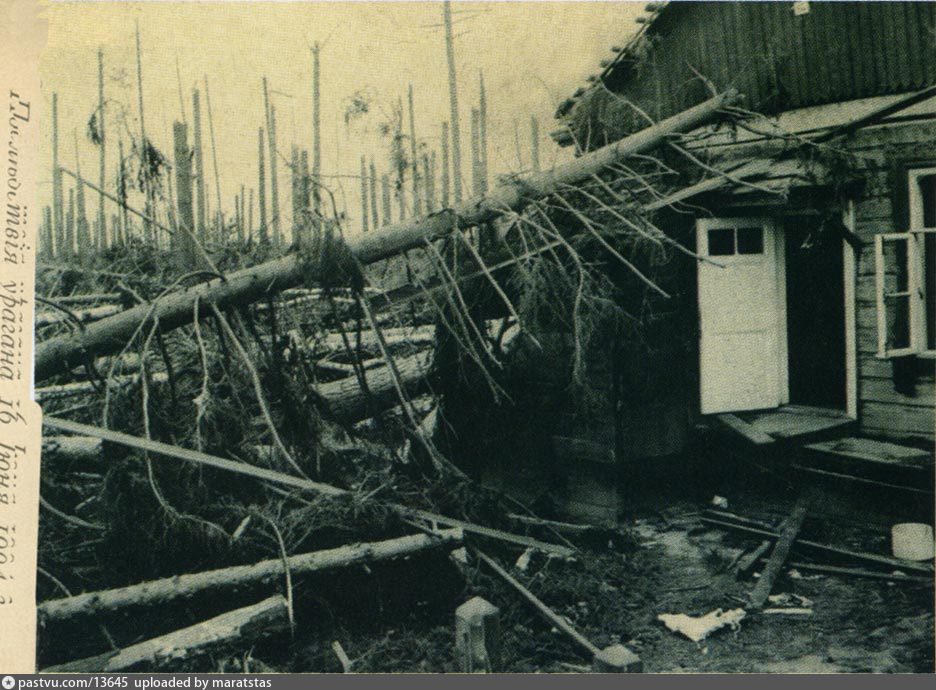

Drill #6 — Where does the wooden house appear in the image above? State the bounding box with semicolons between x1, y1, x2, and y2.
467;1;936;522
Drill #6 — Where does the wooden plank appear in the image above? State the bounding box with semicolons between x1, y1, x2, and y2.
747;496;809;610
860;401;936;439
700;515;933;573
779;405;851;420
714;413;775;445
804;437;931;468
859;378;936;408
746;411;855;441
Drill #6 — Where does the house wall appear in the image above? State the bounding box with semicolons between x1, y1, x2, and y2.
848;120;936;442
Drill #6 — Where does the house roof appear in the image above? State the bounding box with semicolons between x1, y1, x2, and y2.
555;2;936;148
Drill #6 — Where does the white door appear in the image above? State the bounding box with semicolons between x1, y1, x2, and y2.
697;218;788;414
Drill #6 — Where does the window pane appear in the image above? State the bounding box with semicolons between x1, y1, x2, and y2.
918;174;936;228
708;228;734;255
885;294;911;350
736;226;764;254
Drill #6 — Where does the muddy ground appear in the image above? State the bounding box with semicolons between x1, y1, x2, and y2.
209;494;934;673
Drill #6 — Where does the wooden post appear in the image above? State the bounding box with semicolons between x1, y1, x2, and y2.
440;121;450;208
134;22;153;243
442;0;463;203
359;155;369;233
263;77;281;245
52;92;63;258
97;48;107;249
258;127;267;244
530;115;540;172
172;121;196;270
455;597;501;673
369;159;379;230
408;84;421;216
311;43;322;233
203;75;223;237
192;89;207;244
478;70;488;193
380;174;391;227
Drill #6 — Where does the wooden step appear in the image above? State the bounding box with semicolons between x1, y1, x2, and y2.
742;408;856;444
798;437;934;494
803;437;932;470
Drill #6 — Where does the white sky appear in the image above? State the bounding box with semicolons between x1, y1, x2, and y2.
40;1;643;241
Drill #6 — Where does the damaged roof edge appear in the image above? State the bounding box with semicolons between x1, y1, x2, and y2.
553;1;672;125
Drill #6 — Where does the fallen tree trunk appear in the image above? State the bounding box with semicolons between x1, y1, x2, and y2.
39;529;461;624
42;416;576;559
35;372;168;403
42;595;289;672
313;351;432;424
42;436;102;466
34;92;735;382
311;326;435;357
35;304;122;328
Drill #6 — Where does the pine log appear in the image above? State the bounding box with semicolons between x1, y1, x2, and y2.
39;530;461;623
42;595;289;672
35;372;167;402
313;351;431;424
41;436;103;466
34;91;734;382
35;304;121;328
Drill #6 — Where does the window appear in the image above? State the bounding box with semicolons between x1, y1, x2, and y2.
874;168;936;357
706;226;764;256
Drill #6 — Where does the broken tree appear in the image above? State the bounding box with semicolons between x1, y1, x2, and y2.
35;91;736;381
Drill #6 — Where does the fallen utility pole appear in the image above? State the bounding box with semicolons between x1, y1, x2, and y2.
39;531;460;623
34;91;735;382
43;595;289;671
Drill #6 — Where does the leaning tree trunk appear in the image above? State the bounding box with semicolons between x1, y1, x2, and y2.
34;92;735;382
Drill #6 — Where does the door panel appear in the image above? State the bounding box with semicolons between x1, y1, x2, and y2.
697;218;787;414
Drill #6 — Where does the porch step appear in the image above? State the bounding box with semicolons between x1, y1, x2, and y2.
798;437;934;494
741;406;856;444
803;437;932;470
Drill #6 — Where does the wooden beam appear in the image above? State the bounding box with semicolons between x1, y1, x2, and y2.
747;495;809;609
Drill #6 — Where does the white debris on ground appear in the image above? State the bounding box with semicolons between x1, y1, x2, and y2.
657;608;747;643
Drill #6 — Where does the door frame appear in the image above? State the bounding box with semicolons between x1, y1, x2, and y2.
696;216;789;413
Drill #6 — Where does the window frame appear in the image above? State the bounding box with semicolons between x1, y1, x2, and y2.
874;167;936;358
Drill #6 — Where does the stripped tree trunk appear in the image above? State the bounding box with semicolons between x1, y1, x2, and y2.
97;48;107;250
530;115;540;172
381;174;392;227
117;138;128;245
39;531;460;623
172;122;196;271
263;77;281;245
192;89;207;244
440;121;450;208
369;159;379;229
52;92;63;257
408;84;421;216
257;127;267;244
312;43;322;232
443;0;463;203
478;70;488;193
203;75;223;235
134;23;153;244
360;155;369;233
43;596;290;672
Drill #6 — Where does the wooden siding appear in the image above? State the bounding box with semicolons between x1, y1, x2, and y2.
849;121;936;442
570;2;936;143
